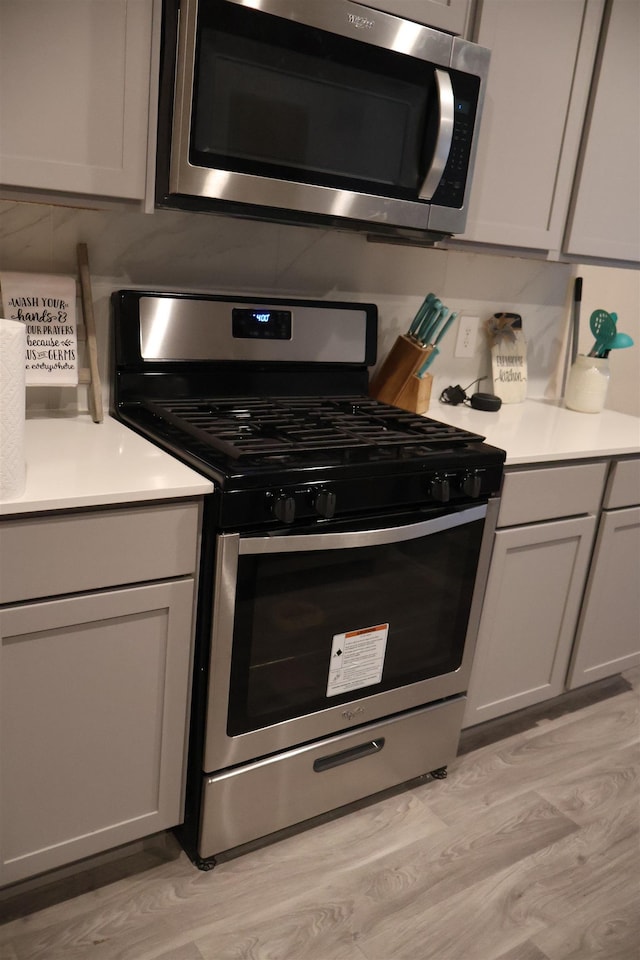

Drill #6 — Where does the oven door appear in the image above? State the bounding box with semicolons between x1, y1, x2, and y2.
164;0;489;235
203;501;497;773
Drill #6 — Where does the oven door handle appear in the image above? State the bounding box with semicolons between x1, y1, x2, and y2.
237;504;487;555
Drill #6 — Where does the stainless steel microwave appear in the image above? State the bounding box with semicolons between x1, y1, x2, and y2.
156;0;490;240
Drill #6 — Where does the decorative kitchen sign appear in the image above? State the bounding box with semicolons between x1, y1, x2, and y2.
0;272;78;386
486;312;527;403
326;623;389;697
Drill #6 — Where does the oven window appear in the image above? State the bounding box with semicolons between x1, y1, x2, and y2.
227;517;484;734
191;2;436;198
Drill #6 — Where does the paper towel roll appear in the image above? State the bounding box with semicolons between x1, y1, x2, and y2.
0;318;26;500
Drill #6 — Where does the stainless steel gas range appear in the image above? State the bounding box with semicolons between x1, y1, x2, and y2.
112;291;505;866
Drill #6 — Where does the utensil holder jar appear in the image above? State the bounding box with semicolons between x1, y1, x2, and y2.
564;355;610;413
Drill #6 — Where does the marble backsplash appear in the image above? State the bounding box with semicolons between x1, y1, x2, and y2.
0;198;577;415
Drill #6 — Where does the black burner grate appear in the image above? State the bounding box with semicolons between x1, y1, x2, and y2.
141;396;484;463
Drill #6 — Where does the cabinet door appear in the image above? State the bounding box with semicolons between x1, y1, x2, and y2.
463;514;596;727
460;0;604;250
0;578;194;886
567;506;640;688
354;0;472;35
0;0;152;200
564;0;640;263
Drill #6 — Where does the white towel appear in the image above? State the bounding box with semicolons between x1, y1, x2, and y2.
0;318;26;500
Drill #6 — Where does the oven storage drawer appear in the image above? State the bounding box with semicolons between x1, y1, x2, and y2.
199;697;464;858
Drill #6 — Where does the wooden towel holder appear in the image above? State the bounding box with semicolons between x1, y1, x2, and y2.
76;243;103;423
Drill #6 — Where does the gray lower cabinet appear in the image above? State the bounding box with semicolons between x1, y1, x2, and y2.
463;460;607;728
0;500;202;887
464;457;640;728
462;513;597;726
0;581;194;886
567;459;640;686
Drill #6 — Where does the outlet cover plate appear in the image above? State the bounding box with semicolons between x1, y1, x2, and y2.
455;316;480;358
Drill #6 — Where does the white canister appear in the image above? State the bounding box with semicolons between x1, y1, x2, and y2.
564;355;610;413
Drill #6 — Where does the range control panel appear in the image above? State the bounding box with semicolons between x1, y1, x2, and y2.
217;466;498;530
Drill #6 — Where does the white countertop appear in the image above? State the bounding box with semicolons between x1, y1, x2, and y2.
431;398;640;465
2;403;638;517
0;415;213;516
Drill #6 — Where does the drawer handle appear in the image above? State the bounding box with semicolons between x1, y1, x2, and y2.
313;738;385;773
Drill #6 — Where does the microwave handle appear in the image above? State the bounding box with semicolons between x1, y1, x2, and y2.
418;69;454;201
238;504;487;556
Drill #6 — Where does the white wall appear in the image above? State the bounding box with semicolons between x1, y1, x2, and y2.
1;197;636;418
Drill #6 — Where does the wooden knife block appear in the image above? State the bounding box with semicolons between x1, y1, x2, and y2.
369;335;433;414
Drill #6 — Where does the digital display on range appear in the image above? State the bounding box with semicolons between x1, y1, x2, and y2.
232;308;292;340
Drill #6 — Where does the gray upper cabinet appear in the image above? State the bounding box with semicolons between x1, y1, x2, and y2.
354;0;473;35
563;0;640;265
459;0;604;252
0;0;152;201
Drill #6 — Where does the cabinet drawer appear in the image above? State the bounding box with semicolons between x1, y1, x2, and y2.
498;461;607;527
0;501;201;604
604;457;640;509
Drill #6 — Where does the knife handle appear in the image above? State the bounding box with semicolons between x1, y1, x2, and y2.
434;311;458;345
408;293;436;337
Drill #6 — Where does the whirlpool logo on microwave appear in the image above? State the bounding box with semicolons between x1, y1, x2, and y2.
347;13;375;29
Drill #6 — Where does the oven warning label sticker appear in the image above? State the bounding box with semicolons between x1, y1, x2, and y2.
326;623;389;698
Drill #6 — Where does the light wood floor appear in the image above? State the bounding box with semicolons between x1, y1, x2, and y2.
1;667;638;960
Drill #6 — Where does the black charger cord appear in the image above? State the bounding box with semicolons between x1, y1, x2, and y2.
440;377;487;405
440;377;502;411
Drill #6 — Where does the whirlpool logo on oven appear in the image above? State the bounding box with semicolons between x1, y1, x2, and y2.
342;707;366;721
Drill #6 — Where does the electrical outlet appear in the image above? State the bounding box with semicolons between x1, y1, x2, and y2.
454;315;480;358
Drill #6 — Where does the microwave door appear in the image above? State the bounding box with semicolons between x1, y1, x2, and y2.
174;3;435;206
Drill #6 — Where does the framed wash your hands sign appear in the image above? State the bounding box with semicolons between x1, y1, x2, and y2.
0;272;79;386
0;246;103;422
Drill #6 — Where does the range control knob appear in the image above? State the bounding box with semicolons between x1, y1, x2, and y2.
461;472;482;498
314;489;337;519
430;476;451;503
271;494;296;524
